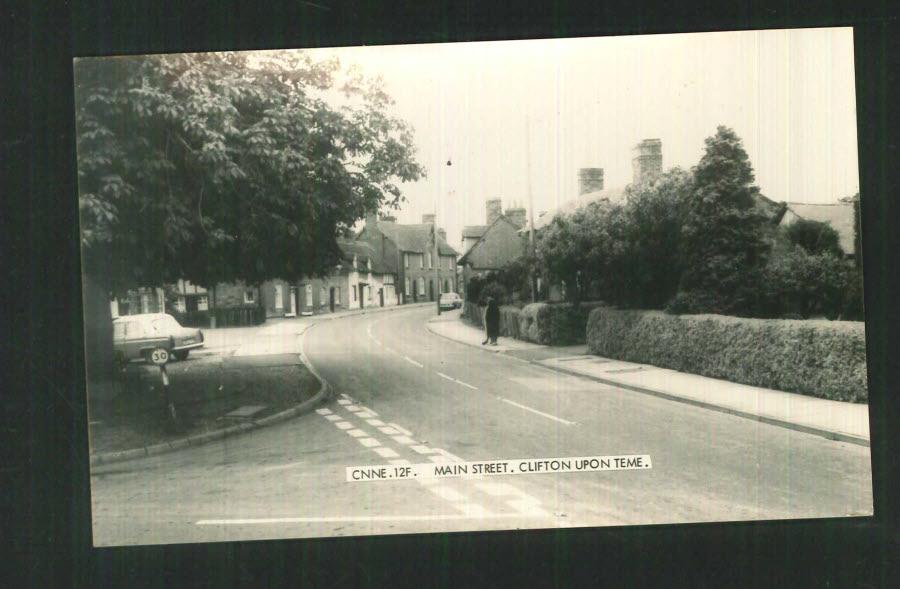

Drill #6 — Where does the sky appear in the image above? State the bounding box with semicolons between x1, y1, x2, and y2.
281;28;859;251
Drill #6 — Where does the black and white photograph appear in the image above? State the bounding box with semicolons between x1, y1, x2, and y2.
75;28;872;547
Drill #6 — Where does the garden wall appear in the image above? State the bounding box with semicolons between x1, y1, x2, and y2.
586;308;868;402
463;301;606;346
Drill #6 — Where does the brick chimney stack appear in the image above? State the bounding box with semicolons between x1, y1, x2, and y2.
437;228;447;243
505;206;527;229
578;168;605;195
422;213;436;225
632;139;662;184
485;198;502;224
365;211;378;230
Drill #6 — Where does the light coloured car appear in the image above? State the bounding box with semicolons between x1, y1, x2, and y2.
113;313;204;366
440;292;463;310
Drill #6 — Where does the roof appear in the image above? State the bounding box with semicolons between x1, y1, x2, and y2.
372;221;459;256
782;202;856;254
527;187;627;231
337;239;393;274
462;225;490;239
458;215;524;267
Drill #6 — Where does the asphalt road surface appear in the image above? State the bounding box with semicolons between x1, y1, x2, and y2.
89;306;873;546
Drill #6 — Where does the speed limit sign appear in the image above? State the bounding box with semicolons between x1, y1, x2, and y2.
149;347;170;366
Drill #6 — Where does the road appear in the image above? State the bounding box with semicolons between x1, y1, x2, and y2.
89;306;873;546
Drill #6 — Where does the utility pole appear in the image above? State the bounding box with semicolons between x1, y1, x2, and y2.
526;116;537;302
434;214;441;315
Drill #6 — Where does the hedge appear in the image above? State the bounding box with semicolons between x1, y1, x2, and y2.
463;301;607;346
586;308;868;403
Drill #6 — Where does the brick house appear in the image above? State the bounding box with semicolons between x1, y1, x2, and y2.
458;199;528;297
357;213;459;303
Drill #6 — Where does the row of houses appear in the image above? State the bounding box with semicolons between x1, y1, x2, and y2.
111;214;460;326
456;138;859;301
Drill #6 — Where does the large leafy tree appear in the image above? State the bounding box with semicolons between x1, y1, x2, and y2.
76;51;425;294
672;126;771;315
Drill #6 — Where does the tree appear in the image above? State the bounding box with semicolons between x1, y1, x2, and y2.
76;51;425;294
672;126;771;315
785;218;843;257
611;167;694;308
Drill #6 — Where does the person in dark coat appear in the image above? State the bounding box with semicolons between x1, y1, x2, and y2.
483;297;500;346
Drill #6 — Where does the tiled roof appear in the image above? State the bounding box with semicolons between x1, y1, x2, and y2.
337;239;392;274
462;225;490;239
784;203;856;254
375;221;459;256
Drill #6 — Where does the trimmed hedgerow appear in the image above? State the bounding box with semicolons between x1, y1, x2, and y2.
586;308;868;402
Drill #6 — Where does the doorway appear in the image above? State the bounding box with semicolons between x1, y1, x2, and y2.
329;287;335;312
288;286;298;317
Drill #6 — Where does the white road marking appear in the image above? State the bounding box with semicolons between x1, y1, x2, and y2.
373;447;400;458
358;438;381;448
428;486;466;502
324;415;342;422
384;346;398;355
340;394;353;400
404;356;424;368
389;423;413;436
335;422;353;430
337;399;351;405
355;411;377;418
197;513;537;525
436;448;465;462
436;371;455;382
366;419;386;427
475;482;520;496
346;405;362;412
411;445;435;455
315;408;332;415
428;455;454;464
379;426;400;435
392;436;415;445
347;429;367;438
454;379;478;390
389;459;411;466
498;397;576;425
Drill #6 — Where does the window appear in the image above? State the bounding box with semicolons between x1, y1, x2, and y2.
140;293;150;314
419;254;424;268
445;279;451;293
274;284;283;310
320;286;327;306
244;290;255;304
175;296;186;313
197;295;209;311
305;284;313;307
405;278;410;295
427;252;432;268
418;277;425;295
404;253;409;268
335;287;341;305
383;274;394;285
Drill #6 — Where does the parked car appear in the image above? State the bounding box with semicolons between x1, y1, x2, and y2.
113;313;204;366
440;292;463;310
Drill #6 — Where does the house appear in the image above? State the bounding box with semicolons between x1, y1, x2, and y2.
260;238;399;318
776;202;857;258
111;280;264;327
358;213;459;303
458;199;529;297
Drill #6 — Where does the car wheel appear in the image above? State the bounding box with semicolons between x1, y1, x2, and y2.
174;350;189;361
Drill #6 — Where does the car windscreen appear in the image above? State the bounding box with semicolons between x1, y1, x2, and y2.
149;315;181;335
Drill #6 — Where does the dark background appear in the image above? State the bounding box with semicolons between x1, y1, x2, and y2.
4;1;899;586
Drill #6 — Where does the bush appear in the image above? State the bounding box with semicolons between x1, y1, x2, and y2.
586;308;868;402
464;301;607;345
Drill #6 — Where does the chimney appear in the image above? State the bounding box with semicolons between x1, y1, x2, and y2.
365;211;378;231
632;139;662;184
437;228;447;243
422;213;436;225
506;206;527;229
485;198;502;224
578;168;604;195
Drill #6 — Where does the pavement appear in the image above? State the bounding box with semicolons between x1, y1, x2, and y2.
426;309;870;446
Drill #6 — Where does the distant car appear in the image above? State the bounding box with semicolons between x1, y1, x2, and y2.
440;292;463;310
113;313;204;366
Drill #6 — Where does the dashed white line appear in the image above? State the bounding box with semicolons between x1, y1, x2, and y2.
356;410;377;418
347;429;367;438
411;445;435;455
389;423;413;436
366;419;386;427
324;414;342;422
392;436;415;445
337;399;351;405
498;397;576;425
315;408;333;415
346;405;362;412
373;447;400;458
436;371;455;382
436;448;465;462
454;379;478;390
379;426;400;435
358;438;381;448
335;421;353;430
404;356;424;368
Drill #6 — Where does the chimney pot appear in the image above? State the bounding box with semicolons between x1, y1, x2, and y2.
578;168;604;195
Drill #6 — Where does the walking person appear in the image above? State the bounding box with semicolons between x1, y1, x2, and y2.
484;297;500;346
